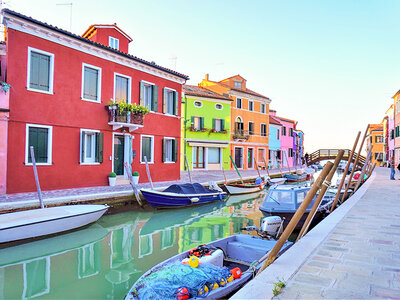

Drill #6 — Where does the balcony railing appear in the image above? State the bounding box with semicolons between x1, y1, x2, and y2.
107;108;144;132
233;129;250;140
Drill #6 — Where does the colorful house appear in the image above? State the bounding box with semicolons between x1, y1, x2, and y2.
268;111;282;168
294;129;304;166
181;85;231;170
274;115;296;168
199;74;270;170
366;124;384;165
2;9;188;194
392;90;400;164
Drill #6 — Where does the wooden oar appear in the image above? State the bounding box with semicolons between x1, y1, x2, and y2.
263;158;270;177
254;157;261;178
144;156;154;189
229;155;244;184
222;166;228;184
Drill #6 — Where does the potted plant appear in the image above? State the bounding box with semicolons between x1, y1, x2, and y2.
108;172;117;186
132;171;140;185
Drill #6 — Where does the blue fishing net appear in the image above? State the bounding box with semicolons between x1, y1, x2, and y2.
131;262;232;299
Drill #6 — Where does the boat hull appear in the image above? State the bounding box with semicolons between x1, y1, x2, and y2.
140;189;226;208
267;178;287;185
224;183;265;195
0;205;109;243
284;173;308;183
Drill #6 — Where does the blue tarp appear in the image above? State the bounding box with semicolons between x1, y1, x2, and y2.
163;183;216;195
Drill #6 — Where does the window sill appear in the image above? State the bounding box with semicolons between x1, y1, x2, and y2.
140;161;154;164
81;98;101;103
25;162;52;166
163;161;176;164
80;162;101;165
27;87;53;95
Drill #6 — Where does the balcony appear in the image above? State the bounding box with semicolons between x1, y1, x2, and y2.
233;129;250;140
107;108;144;132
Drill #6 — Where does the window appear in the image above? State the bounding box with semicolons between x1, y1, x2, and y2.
194;101;203;107
27;47;54;93
80;130;103;164
235;117;244;134
236;98;242;109
114;74;131;102
208;147;221;164
82;64;101;102
396;126;400;138
191;116;204;131
26;124;52;165
141;135;154;163
163;138;177;163
140;81;158;111
109;36;119;50
193;146;205;168
213;118;225;132
258;148;265;162
289;128;293;137
215;103;223;110
248;122;254;135
249;101;254;111
289;148;294;157
277;129;280;140
163;88;178;115
234;81;242;88
261;124;267;137
391;129;395;140
375;135;384;143
261;103;266;114
282;127;286;136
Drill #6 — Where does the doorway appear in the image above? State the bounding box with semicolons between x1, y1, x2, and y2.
248;148;254;169
234;147;243;168
114;135;125;175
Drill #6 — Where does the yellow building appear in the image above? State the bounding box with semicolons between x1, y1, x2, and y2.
366;124;384;165
199;74;270;170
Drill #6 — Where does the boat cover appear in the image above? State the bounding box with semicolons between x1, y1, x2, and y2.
163;183;217;195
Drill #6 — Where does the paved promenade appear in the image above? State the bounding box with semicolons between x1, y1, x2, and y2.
233;167;400;299
0;168;292;211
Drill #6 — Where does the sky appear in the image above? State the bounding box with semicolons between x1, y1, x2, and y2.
5;0;400;154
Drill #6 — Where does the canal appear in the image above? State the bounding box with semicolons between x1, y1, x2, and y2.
0;166;339;299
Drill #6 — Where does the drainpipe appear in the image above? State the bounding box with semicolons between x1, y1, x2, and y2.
183;93;188;170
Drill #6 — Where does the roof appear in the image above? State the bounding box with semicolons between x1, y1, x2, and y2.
276;116;296;124
368;124;383;132
269;116;282;126
82;24;133;42
204;78;270;100
2;9;189;80
183;85;232;101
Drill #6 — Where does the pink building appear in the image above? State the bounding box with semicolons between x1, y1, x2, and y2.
0;42;9;194
275;115;296;168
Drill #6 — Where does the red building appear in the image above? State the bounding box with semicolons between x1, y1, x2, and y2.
1;9;188;194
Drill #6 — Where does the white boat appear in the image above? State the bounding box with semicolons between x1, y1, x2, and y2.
0;204;109;243
224;182;265;195
264;176;287;186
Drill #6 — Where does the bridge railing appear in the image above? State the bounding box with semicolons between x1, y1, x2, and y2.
308;149;365;166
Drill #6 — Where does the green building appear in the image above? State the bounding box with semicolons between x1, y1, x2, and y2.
181;85;232;170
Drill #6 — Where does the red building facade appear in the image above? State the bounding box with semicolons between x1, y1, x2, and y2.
2;9;188;194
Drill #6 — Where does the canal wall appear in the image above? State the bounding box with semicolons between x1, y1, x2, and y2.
232;167;391;299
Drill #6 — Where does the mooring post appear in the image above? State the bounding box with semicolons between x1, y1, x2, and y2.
297;150;344;241
341;126;368;202
352;145;373;194
254;157;261;178
184;154;193;184
330;132;361;213
263;158;271;177
256;162;333;276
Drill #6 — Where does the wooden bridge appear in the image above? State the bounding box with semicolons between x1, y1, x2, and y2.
307;149;366;166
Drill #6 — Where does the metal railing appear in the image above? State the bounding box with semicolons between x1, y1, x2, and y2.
308;149;365;166
232;129;250;140
108;109;144;126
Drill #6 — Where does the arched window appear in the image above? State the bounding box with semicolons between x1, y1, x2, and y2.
235;117;244;134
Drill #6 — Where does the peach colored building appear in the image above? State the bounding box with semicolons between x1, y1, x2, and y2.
200;74;270;170
366;124;384;165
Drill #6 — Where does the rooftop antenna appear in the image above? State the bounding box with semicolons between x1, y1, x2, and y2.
170;55;177;69
56;2;73;31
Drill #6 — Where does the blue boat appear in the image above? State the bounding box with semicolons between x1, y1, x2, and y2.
283;173;308;183
140;183;226;208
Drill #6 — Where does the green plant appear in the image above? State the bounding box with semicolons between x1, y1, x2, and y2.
1;82;11;93
108;172;117;178
132;171;139;176
272;279;286;296
117;101;128;113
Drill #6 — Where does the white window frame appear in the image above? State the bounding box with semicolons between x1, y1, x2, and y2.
248;121;254;135
140;135;154;164
113;73;131;103
164;87;176;115
194;100;203;108
109;36;119;50
215;103;223;110
27;47;55;95
25;124;53;166
215;119;223;132
249;100;254;111
81;63;102;103
237;98;242;109
247;147;255;169
163;137;175;163
234;81;242;88
258;147;266;162
261;103;266;114
142;81;155;110
80;129;100;165
234;146;244;169
261;123;267;137
193;116;201;131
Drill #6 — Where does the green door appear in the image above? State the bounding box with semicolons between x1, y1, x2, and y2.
114;136;125;175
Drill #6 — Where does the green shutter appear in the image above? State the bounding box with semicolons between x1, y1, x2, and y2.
173;91;178;116
200;117;204;130
81;132;85;163
212;118;216;130
83;67;98;100
152;85;158;112
162;138;166;162
221;119;225;131
95;132;103;163
191;116;194;130
139;81;144;106
30;52;50;91
37;128;48;163
28;127;38;163
163;88;167;113
173;139;178;162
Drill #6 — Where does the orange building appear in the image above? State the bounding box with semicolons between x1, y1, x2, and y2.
366;124;384;165
200;74;270;170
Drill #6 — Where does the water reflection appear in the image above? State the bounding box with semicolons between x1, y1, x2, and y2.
0;191;268;299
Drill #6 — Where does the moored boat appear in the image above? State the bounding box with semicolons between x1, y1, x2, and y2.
141;183;226;208
283;173;308;183
224;182;265;195
0;204;109;243
264;175;287;186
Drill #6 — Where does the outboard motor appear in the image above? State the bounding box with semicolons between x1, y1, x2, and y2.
242;216;284;240
208;181;223;192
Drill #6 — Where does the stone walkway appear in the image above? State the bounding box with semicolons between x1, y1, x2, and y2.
233;167;400;299
0;168;293;211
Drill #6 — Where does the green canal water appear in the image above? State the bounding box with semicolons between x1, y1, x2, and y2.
0;192;269;299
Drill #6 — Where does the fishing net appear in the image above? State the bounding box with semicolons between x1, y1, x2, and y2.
131;261;232;299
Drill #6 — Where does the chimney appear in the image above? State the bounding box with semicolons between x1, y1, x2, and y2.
205;73;209;81
269;109;276;116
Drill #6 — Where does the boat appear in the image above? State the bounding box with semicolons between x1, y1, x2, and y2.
0;204;109;243
140;183;226;208
264;175;287;186
259;185;334;230
124;217;292;300
225;191;264;206
224;181;265;195
283;172;308;183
